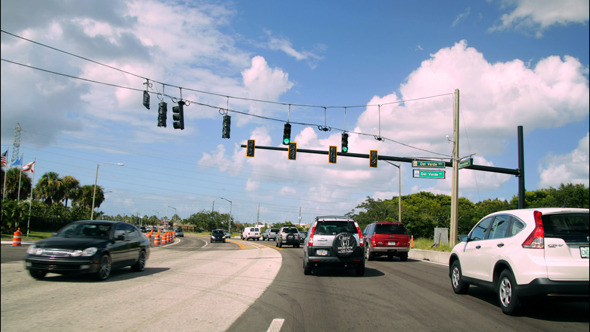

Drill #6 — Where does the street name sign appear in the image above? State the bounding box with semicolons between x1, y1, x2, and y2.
412;160;445;168
413;169;446;179
459;158;473;169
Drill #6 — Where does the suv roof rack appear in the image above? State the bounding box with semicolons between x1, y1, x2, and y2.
315;215;355;221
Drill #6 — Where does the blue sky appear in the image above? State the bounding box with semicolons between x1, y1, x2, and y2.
1;0;588;225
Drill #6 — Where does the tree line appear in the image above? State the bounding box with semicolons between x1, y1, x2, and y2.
1;165;588;238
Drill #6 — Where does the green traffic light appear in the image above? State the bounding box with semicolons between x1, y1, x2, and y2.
283;138;290;145
342;146;348;153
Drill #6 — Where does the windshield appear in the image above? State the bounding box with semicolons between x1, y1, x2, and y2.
58;223;111;239
212;230;224;235
315;221;356;235
543;213;589;243
375;223;408;235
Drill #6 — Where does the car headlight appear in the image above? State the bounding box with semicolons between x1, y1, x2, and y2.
26;244;38;255
70;247;98;257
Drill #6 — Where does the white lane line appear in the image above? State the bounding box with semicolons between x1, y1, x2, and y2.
267;318;285;332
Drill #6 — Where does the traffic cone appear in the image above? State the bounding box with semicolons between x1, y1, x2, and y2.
146;231;152;239
411;235;414;248
154;231;161;246
12;228;22;246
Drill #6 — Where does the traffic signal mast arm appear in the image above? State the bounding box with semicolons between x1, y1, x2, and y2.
239;144;520;176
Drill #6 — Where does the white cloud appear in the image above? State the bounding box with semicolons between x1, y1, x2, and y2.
491;0;589;37
538;132;589;187
263;30;324;68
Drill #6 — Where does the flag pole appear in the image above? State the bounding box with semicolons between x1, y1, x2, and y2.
26;158;36;239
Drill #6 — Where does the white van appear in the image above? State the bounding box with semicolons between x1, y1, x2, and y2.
241;227;260;240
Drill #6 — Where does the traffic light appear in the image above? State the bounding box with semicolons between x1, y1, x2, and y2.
288;142;297;160
369;150;378;168
222;115;231;138
329;146;337;164
246;139;255;157
157;102;167;127
172;101;185;130
143;90;150;109
283;123;291;145
341;133;349;153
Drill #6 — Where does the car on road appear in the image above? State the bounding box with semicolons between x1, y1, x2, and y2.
299;231;308;244
363;221;410;261
175;228;184;237
140;226;147;233
224;230;232;239
211;229;226;243
449;208;589;315
241;227;260;240
262;228;279;241
24;220;150;281
303;216;365;276
275;226;301;248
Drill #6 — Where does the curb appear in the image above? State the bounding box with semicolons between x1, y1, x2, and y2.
409;248;451;265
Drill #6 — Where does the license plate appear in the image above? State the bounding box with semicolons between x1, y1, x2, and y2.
581;246;589;259
387;241;397;246
316;249;328;256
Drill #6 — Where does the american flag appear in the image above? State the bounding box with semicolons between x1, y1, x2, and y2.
23;161;35;173
0;150;7;166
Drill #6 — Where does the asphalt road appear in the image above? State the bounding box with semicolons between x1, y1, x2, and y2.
2;236;588;332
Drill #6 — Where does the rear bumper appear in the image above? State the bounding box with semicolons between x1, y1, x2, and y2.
371;246;409;254
517;278;590;298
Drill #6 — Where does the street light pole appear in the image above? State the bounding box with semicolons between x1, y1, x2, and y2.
91;162;124;220
220;197;232;233
168;205;177;226
385;161;402;223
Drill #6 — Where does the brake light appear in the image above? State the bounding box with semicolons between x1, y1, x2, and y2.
308;222;316;247
371;235;376;247
355;222;364;247
522;210;544;249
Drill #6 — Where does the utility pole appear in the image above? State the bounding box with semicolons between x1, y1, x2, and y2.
450;89;460;248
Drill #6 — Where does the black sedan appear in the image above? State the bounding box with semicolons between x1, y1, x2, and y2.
24;220;150;281
210;229;226;243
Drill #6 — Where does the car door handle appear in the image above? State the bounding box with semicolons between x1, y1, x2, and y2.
497;243;504;248
475;245;481;249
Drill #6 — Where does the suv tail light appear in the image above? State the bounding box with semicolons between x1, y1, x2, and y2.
355;222;364;247
522;210;544;249
308;222;317;247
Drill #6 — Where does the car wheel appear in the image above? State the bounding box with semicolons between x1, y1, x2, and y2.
355;263;365;276
399;252;408;262
95;254;112;281
131;251;146;272
303;261;312;275
29;269;47;280
332;233;357;258
498;270;521;315
450;260;469;294
365;246;374;261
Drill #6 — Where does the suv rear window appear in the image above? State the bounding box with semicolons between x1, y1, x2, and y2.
315;220;356;235
542;213;589;243
283;228;298;233
375;223;408;235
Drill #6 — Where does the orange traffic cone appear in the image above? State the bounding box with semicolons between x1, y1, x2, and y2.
411;235;414;248
154;231;161;246
12;228;22;246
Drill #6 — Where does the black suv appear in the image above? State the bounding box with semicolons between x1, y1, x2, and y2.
210;229;226;243
303;216;365;276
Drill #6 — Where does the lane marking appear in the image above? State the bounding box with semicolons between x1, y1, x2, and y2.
267;318;285;332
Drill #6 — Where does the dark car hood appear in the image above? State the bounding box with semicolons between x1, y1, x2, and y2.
34;237;110;249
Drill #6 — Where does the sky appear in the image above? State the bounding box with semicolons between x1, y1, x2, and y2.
1;0;588;225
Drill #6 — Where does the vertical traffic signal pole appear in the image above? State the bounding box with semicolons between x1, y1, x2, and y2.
518;125;525;209
450;89;459;248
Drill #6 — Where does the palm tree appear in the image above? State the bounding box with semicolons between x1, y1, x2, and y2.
61;175;80;207
34;172;64;205
74;184;104;210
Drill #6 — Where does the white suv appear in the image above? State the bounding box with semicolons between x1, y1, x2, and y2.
449;208;589;315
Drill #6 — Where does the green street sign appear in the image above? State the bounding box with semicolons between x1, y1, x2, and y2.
459;158;473;169
413;169;446;179
412;160;445;168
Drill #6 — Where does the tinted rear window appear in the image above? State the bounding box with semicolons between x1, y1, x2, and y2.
283;228;298;233
542;213;589;243
315;221;356;235
375;223;408;235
